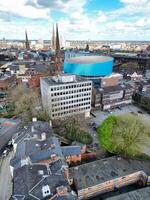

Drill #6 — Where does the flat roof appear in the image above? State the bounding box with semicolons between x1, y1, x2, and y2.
66;56;113;64
69;156;150;191
41;75;91;86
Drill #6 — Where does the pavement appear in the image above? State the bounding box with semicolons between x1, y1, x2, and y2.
0;151;14;200
92;104;150;127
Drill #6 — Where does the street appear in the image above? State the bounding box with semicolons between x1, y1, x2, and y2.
0;151;13;200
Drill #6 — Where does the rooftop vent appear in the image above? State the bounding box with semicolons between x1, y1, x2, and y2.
51;144;56;149
51;154;56;158
31;126;35;133
49;120;52;127
32;117;37;122
42;185;51;198
41;132;46;141
38;170;44;175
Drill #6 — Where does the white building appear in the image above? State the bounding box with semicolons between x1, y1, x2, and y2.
40;74;92;119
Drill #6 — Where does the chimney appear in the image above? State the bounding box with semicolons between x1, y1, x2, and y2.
41;132;46;141
49;120;52;127
56;186;68;196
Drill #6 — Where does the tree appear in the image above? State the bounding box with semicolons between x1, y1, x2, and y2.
9;85;50;124
97;114;150;158
54;116;93;145
139;96;150;112
121;62;140;71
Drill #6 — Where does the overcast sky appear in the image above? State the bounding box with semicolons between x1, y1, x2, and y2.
0;0;150;40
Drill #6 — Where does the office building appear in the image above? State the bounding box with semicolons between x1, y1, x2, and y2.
40;74;92;119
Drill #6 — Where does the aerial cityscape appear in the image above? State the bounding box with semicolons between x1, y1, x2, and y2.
0;0;150;200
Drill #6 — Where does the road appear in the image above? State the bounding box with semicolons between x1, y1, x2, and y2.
0;151;14;200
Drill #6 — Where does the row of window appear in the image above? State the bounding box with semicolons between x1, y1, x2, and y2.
51;93;91;102
52;106;90;117
52;98;91;106
51;88;91;96
52;102;91;112
50;83;92;91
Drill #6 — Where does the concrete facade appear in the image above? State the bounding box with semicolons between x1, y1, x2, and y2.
40;74;92;119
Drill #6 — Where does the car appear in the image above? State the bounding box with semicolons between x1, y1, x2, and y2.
90;122;96;126
12;115;17;120
2;149;9;157
107;110;113;114
92;125;97;130
130;111;137;115
116;106;122;110
138;110;143;114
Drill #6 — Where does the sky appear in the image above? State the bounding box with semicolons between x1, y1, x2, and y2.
0;0;150;41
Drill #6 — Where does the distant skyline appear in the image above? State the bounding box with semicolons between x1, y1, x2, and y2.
0;0;150;41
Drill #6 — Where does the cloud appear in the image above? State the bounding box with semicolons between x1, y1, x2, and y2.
121;0;148;5
111;0;150;17
0;0;49;19
97;11;107;23
0;0;150;40
0;20;52;40
27;0;87;14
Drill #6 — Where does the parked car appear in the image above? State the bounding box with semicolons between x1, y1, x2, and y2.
130;111;137;115
138;110;143;114
116;106;122;110
107;110;113;114
2;149;9;157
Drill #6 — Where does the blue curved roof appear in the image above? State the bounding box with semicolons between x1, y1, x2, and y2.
64;56;114;77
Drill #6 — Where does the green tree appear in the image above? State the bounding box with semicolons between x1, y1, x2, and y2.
56;116;93;145
97;114;150;158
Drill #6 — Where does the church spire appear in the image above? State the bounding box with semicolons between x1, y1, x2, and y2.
51;24;55;50
56;23;60;52
25;30;30;50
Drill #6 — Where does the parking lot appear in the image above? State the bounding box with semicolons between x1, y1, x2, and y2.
92;104;150;127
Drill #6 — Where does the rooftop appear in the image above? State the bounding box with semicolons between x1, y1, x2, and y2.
13;120;53;144
106;186;150;200
41;74;91;86
61;146;81;156
69;156;150;191
100;84;124;93
13;163;77;200
12;136;63;166
66;56;113;64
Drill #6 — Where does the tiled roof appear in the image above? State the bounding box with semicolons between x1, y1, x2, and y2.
61;146;81;156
